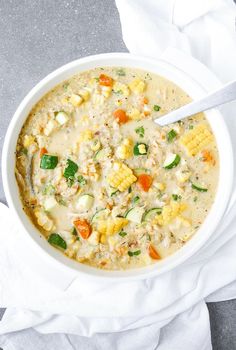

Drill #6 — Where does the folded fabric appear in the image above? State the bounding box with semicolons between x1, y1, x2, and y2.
1;0;236;349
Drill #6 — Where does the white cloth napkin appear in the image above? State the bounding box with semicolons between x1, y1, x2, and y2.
1;1;236;349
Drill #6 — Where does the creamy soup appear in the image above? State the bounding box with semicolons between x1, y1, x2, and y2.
15;67;219;270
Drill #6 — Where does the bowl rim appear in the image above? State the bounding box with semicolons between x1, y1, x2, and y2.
2;52;234;281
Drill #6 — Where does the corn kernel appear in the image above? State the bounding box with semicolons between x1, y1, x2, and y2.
155;182;166;191
116;138;133;160
79;129;93;142
127;107;141;120
113;82;130;97
91;139;101;151
107;162;137;192
129;78;146;94
23;135;35;148
154;202;187;226
100;234;107;244
97;217;128;235
180;124;213;156
101;85;112;98
78;88;90;102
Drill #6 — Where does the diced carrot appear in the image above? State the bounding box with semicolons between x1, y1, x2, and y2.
142;97;149;105
73;219;92;239
113;109;129;124
99;74;114;87
149;244;161;260
138;174;153;192
201;150;215;165
40;147;48;158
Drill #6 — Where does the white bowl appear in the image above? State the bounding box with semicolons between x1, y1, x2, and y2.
2;53;234;281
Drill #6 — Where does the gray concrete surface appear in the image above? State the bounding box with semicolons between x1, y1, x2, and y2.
0;1;235;349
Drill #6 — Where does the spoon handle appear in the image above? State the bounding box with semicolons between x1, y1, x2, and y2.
155;80;236;126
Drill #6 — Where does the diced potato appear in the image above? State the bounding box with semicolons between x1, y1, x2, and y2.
55;111;69;125
88;230;100;245
34;210;54;231
101;85;112;98
69;93;83;107
93;93;105;105
44;120;58;136
138;144;147;154
175;169;191;183
23;135;35;148
44;196;58;211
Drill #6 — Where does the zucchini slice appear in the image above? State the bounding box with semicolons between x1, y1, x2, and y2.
133;167;150;176
133;143;148;156
163;153;181;169
191;183;208;192
91;208;110;223
94;148;106;161
125;207;145;224
143;208;162;222
76;194;94;210
40;154;58;170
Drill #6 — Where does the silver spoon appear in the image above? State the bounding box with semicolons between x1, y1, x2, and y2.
155;80;236;126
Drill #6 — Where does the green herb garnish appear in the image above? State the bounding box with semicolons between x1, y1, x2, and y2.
42;184;55;195
128;186;132;193
113;89;123;95
167;129;177;143
135;126;145;138
132;196;140;204
77;175;87;186
72;227;77;236
172;194;182;201
63;83;69;91
193;196;198;202
116;68;126;76
63;159;78;178
40;154;58;170
48;233;67;249
111;189;119;197
67;177;75;187
58;198;67;206
153;105;161;112
119;231;127;237
21;147;28;155
128;250;141;257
